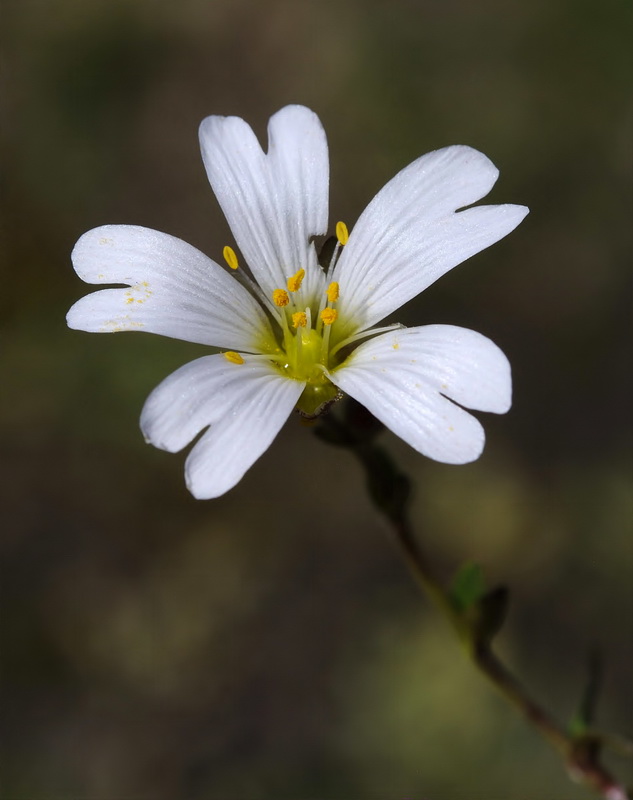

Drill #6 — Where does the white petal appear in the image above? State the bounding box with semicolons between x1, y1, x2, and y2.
329;325;511;464
140;354;305;499
199;105;329;302
333;146;529;335
67;225;273;350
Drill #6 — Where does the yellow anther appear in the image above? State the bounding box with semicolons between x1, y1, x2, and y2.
292;312;307;328
320;308;338;325
336;221;349;246
224;351;244;365
223;245;239;270
287;268;306;293
273;289;290;307
326;281;339;303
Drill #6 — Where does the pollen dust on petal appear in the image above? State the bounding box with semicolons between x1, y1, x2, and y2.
101;316;144;332
123;283;152;305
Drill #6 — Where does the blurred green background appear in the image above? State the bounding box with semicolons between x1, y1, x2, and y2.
1;0;631;797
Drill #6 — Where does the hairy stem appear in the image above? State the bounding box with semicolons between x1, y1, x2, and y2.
316;408;630;800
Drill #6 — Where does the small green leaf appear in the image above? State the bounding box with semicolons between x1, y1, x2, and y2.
450;562;486;612
450;564;509;644
569;649;603;737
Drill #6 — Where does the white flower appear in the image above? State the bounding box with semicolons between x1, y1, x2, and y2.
68;105;528;499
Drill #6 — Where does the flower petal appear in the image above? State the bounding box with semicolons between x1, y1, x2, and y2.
67;225;273;350
199;105;329;302
332;146;529;335
329;325;511;464
140;355;305;499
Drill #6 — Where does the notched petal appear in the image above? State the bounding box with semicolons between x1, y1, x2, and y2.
329;325;511;463
199;105;329;301
333;145;528;334
140;355;305;499
68;224;272;350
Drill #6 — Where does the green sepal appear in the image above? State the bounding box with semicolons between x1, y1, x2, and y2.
474;586;510;643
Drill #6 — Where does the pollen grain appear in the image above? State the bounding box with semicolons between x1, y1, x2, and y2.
224;351;245;365
336;221;349;246
223;245;239;270
320;308;338;325
273;289;290;307
287;269;306;292
326;282;339;303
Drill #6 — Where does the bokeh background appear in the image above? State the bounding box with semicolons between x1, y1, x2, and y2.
1;0;631;797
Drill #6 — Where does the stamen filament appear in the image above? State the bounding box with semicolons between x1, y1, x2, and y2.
321;317;332;362
329;323;405;359
324;241;341;281
223;254;280;320
277;306;291;339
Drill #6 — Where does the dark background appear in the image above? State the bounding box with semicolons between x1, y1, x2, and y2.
1;0;631;797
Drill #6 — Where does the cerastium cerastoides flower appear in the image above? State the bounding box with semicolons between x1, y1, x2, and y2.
68;105;528;498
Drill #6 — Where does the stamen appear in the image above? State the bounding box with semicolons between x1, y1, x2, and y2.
336;221;349;246
320;308;338;326
292;311;307;328
326;282;339;303
223;255;278;318
223;246;239;270
273;289;290;307
287;269;306;293
329;323;405;359
324;226;347;282
224;351;245;365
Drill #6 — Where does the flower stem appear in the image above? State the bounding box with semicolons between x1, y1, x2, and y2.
315;406;630;800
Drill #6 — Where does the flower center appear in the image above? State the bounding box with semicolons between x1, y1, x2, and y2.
270;279;343;417
222;224;358;419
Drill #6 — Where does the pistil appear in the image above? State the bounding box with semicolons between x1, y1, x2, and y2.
222;223;351;419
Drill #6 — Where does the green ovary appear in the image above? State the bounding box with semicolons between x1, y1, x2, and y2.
280;325;341;417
